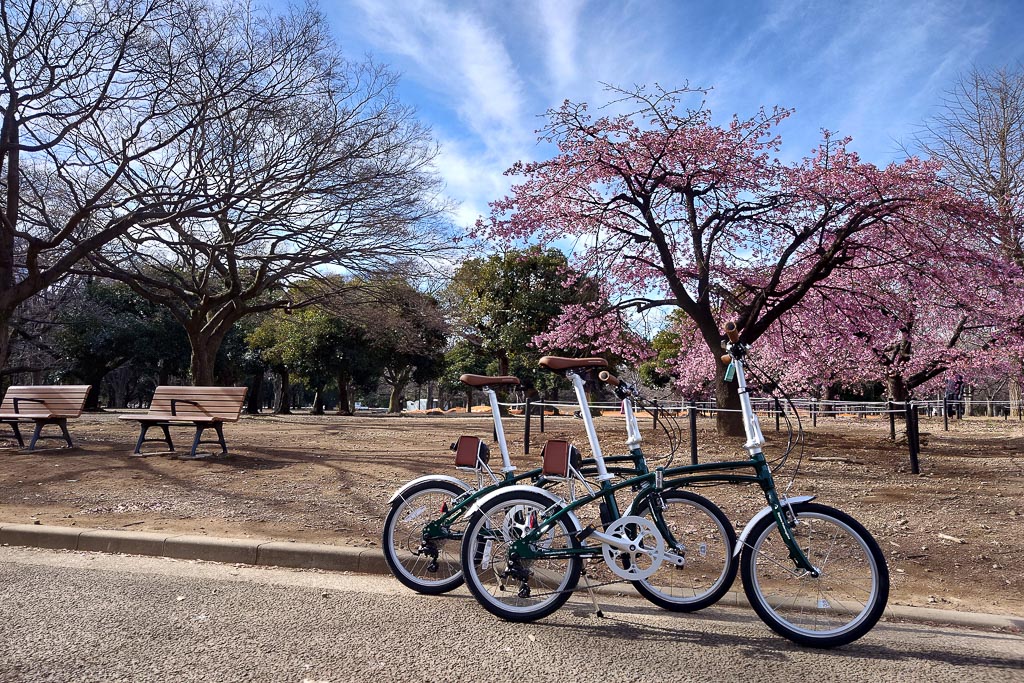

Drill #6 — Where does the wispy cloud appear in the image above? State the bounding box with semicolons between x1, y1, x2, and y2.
534;0;586;94
332;0;1022;227
345;0;540;226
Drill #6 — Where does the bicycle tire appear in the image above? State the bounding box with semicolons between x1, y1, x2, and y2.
383;479;469;595
740;501;889;648
460;488;582;622
631;489;738;611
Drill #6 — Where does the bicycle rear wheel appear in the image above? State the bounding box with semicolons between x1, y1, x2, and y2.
383;479;468;595
461;489;581;622
740;502;889;648
632;490;737;611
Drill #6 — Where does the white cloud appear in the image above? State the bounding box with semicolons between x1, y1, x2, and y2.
535;0;586;94
346;0;543;228
350;0;531;148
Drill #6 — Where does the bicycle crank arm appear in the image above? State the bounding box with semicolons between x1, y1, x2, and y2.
588;529;652;554
660;550;685;567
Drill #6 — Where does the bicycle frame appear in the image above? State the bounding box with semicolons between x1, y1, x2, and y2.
494;359;818;576
400;383;645;544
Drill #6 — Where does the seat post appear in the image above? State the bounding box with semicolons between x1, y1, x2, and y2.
567;371;612;481
484;386;515;473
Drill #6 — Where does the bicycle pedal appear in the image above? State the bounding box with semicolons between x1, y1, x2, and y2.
575;525;596;542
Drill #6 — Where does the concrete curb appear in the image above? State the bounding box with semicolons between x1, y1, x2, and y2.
0;522;367;574
2;522;1021;633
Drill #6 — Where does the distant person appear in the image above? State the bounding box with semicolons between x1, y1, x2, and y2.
944;375;964;419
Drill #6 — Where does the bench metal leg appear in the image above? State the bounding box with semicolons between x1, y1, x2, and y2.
2;420;25;448
190;425;204;458
135;423;175;454
189;422;228;458
27;419;73;451
58;419;73;448
213;422;227;454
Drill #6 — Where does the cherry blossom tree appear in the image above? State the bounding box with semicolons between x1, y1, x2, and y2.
763;203;1015;403
476;85;978;434
916;66;1024;411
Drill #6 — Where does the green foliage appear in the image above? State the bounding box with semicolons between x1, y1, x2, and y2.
443;247;584;391
439;340;490;394
638;311;686;389
53;280;190;386
247;277;446;411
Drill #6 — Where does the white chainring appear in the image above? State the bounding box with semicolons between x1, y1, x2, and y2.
602;515;665;580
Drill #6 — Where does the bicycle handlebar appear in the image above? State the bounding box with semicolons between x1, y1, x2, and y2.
598;370;620;387
725;321;740;343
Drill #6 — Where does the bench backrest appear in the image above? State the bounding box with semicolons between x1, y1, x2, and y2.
0;385;92;418
148;386;248;422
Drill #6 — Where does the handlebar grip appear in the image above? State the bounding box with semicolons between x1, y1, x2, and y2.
598;370;620;386
720;354;733;365
725;321;740;343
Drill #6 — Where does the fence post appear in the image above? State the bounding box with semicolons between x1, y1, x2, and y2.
524;397;532;455
689;403;698;465
943;397;949;431
812;398;818;427
888;401;896;441
652;399;660;430
905;401;920;475
774;398;781;432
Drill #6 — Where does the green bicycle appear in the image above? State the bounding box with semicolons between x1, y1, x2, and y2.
460;325;889;648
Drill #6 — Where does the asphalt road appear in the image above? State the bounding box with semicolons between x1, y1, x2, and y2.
1;546;1021;683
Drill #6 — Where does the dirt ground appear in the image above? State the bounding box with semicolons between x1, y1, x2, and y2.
1;408;1022;618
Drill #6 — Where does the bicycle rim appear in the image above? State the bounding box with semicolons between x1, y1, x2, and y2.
462;491;580;621
742;503;888;647
383;482;467;594
633;490;737;611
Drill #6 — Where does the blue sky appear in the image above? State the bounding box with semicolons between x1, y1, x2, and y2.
315;0;1024;228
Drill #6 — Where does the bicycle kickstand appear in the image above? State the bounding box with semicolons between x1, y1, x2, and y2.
579;564;605;618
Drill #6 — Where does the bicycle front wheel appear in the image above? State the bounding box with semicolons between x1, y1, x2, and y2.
632;490;737;611
383;479;469;595
740;502;889;648
461;489;581;622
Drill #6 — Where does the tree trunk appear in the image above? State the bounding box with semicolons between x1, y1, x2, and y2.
885;375;909;403
1009;360;1022;420
389;382;407;413
246;370;264;414
714;360;744;436
0;313;11;378
187;325;231;386
336;371;352;415
84;375;106;411
311;386;325;415
109;367;130;409
275;367;291;414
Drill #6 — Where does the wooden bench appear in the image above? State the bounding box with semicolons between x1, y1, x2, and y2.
0;385;92;450
119;386;248;459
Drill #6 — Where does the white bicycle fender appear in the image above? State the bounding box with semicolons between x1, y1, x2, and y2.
467;485;583;531
387;474;474;505
733;495;816;557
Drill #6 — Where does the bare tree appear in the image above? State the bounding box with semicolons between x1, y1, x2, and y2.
0;0;225;375
90;2;450;384
918;65;1024;264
